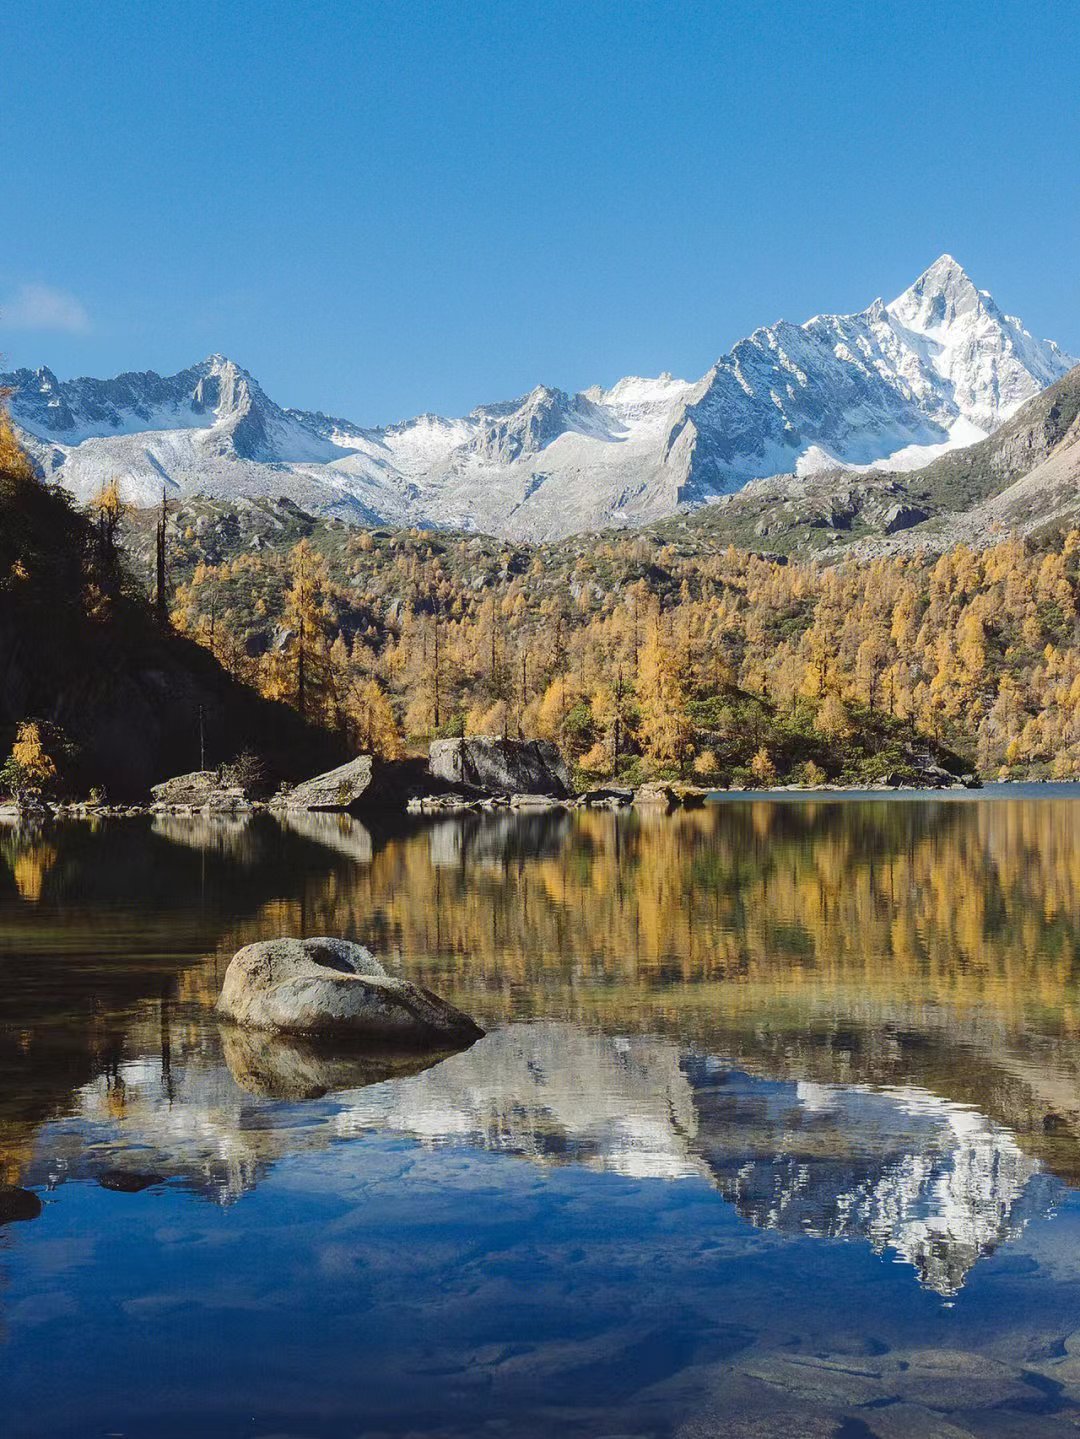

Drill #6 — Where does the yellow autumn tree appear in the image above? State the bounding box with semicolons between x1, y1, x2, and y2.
342;677;403;759
750;747;777;785
636;616;691;769
281;539;333;720
2;721;60;799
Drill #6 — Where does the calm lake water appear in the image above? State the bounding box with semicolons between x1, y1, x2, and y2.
3;792;1080;1437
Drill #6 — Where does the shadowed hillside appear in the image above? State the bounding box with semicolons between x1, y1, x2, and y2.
0;410;342;797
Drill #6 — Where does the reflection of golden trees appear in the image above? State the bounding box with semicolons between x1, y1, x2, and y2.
171;803;1080;1043
8;838;58;903
6;804;1080;1186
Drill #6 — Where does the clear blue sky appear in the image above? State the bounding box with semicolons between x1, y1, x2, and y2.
3;0;1078;425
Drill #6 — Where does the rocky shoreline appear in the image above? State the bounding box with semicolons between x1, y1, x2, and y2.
0;727;1000;824
0;776;1006;826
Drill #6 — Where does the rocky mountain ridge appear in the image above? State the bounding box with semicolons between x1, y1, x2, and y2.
654;362;1080;558
4;256;1071;540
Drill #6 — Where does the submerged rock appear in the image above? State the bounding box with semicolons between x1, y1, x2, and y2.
216;936;484;1045
0;1185;43;1224
429;737;571;797
98;1170;165;1193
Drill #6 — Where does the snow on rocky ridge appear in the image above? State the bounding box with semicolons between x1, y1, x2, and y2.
3;256;1072;540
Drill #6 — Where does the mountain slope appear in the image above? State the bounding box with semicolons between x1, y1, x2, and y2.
3;257;1072;540
651;364;1080;557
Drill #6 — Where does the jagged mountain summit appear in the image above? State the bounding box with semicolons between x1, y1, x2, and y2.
3;256;1072;540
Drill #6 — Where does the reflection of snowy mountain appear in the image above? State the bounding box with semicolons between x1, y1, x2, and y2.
33;1055;269;1205
332;1024;703;1181
28;1023;1057;1293
686;1060;1049;1296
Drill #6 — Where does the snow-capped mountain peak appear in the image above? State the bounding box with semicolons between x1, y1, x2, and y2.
4;257;1073;538
881;253;1071;433
888;253;984;333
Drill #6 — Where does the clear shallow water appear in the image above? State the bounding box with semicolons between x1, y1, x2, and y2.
3;798;1080;1436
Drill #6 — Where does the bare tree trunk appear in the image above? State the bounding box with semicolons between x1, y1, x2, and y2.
155;489;168;626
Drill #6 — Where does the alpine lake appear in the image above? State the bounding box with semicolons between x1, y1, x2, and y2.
3;788;1080;1438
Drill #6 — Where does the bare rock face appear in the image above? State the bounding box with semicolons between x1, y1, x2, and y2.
273;755;374;811
883;501;931;534
215;936;484;1045
429;738;571;797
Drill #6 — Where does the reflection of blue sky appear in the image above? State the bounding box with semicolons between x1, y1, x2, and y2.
7;1124;1080;1439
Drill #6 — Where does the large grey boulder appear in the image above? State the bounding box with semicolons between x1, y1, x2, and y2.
429;738;571;797
216;936;484;1045
150;770;218;806
883;501;931;535
273;755;374;811
273;756;440;812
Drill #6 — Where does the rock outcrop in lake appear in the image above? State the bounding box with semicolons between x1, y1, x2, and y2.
151;771;219;806
274;756;376;811
151;770;254;813
273;755;460;812
216;936;484;1045
429;738;572;797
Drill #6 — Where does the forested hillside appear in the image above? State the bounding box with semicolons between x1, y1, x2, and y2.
122;492;1080;784
0;413;340;798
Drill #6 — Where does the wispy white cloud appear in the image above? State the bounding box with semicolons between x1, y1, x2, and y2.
2;282;90;334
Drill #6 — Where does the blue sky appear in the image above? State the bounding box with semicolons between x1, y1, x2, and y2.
3;0;1078;425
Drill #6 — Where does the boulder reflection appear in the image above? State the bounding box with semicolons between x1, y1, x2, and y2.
221;1025;468;1100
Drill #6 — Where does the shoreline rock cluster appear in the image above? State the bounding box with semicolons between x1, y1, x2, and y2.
0;737;988;825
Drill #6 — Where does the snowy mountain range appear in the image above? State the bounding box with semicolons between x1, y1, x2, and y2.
4;255;1072;541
